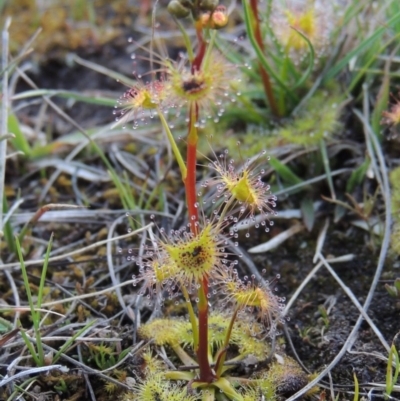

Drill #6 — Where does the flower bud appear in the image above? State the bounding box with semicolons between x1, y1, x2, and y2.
167;0;191;18
200;5;228;29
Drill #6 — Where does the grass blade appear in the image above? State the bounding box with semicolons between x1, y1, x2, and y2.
12;89;117;107
8;113;31;157
53;319;97;364
18;323;41;366
290;27;315;90
15;234;54;366
319;139;335;200
324;11;400;82
269;157;303;185
242;0;296;100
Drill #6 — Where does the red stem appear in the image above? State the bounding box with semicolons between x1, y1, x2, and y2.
186;109;214;382
249;0;280;117
197;277;214;382
192;20;206;73
186;104;199;230
184;21;214;384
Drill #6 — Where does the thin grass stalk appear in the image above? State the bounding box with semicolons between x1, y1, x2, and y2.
0;366;67;388
319;140;336;200
323;10;400;82
15;234;51;366
53;320;96;363
1;225;152;272
0;18;11;248
13;65;136;213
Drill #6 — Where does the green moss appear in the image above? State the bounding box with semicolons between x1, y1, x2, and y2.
122;374;199;401
138;318;184;346
232;318;270;359
279;91;342;146
197;90;343;161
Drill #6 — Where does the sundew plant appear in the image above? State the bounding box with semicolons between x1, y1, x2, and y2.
116;1;310;401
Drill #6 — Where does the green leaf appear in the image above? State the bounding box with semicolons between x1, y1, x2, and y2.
8;113;31;156
348;33;400;96
18;320;41;366
12;89;116;107
242;0;296;100
353;372;359;401
53;319;96;364
319;139;335;200
385;283;399;298
324;11;400;82
269;157;303;185
346;159;370;193
0;316;13;333
213;377;244;401
334;203;347;224
290;27;315;90
301;197;315;232
387;1;400;35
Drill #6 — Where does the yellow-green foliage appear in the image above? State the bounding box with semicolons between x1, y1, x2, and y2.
122;374;198;401
141;348;167;375
138;318;184;346
236;335;270;360
139;313;270;360
179;313;231;350
242;387;276;401
197;129;279;162
390;167;400;254
233;317;270;359
121;342;309;400
197;90;342;160
279;91;342;146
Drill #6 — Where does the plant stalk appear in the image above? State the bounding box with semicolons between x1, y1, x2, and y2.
248;0;280;117
185;23;215;383
185;104;200;229
197;277;214;383
185;101;213;383
192;19;207;72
